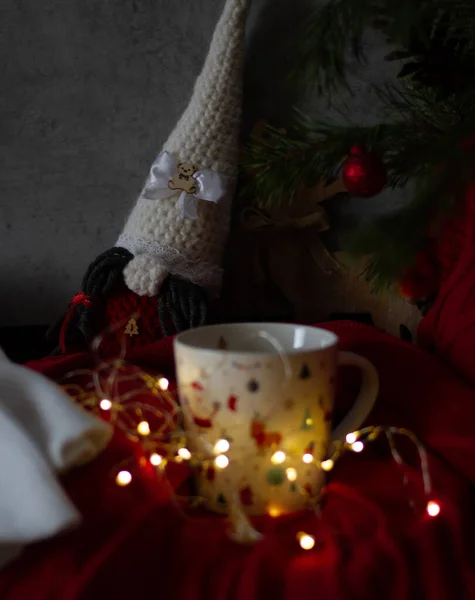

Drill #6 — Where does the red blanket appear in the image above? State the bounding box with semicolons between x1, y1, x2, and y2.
1;322;475;600
419;182;475;389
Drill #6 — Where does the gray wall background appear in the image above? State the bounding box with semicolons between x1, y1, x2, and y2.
0;0;404;326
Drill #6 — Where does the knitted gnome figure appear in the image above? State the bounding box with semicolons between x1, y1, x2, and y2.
50;0;251;356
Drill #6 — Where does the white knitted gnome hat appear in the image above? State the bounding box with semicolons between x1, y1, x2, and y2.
116;0;251;298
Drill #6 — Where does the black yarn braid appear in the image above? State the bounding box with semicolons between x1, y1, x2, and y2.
48;247;211;353
78;247;134;338
158;276;210;337
46;247;133;353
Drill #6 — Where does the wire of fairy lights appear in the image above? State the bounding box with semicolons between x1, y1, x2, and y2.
61;327;441;550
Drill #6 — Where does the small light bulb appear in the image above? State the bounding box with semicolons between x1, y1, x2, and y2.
346;432;358;444
321;459;334;472
178;447;192;460
426;500;441;517
214;439;230;454
351;441;364;453
303;453;313;464
268;506;282;517
116;470;132;486
157;377;169;391
137;421;151;436
100;399;112;411
286;467;297;481
215;454;229;469
298;532;315;550
150;453;162;466
271;451;286;465
306;418;313;426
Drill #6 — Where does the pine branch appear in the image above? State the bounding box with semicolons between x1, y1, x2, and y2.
242;119;387;209
431;1;475;57
374;1;428;49
243;105;475;209
375;85;459;129
289;0;377;94
290;0;475;95
242;0;475;288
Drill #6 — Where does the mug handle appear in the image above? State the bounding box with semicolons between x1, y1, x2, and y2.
331;351;379;442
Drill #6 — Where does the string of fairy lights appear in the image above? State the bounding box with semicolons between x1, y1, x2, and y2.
62;352;441;551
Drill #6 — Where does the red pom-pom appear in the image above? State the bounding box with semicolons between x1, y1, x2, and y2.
397;276;434;302
397;246;441;301
342;145;387;197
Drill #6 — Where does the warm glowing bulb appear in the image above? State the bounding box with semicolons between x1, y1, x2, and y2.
268;506;282;517
157;377;169;391
271;451;286;465
321;459;334;472
286;467;297;481
116;470;132;486
426;500;441;517
214;439;230;454
302;453;313;464
306;418;313;426
215;454;229;469
298;532;315;550
137;421;151;436
100;399;112;411
346;432;358;444
150;453;162;466
178;447;192;460
351;441;364;453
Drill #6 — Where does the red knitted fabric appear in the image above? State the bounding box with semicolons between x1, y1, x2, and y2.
435;133;475;285
97;282;165;356
433;205;467;287
4;322;475;600
418;181;475;385
398;204;467;302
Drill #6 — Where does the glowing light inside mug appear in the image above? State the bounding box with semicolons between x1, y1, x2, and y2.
271;451;286;465
214;439;230;454
215;454;229;469
286;468;297;481
268;506;282;518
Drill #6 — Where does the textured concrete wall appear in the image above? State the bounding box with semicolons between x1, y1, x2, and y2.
0;0;405;326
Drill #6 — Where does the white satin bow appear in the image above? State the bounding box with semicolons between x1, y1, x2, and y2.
141;151;228;220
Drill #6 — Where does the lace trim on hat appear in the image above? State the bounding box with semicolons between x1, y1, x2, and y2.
116;233;223;293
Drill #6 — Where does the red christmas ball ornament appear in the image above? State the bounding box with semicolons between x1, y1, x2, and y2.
341;145;387;197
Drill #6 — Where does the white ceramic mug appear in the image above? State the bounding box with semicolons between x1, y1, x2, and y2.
174;323;378;518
